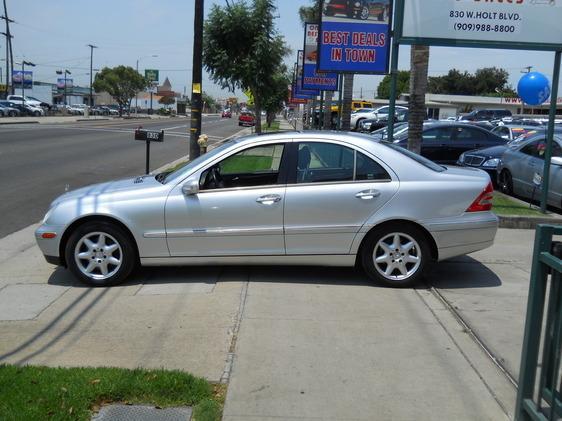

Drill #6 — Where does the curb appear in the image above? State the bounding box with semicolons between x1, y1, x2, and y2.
0;120;39;125
76;118;110;122
498;215;562;229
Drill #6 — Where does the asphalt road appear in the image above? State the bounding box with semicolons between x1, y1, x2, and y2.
0;116;244;238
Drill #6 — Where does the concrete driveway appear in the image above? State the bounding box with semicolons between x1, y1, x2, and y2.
0;225;543;420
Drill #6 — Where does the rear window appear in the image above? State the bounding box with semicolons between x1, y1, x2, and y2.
382;142;446;172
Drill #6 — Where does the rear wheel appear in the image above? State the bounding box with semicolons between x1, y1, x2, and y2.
361;224;430;288
65;221;136;287
499;170;513;195
360;5;370;20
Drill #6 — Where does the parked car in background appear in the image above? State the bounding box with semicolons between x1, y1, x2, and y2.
491;124;539;141
390;122;507;164
459;109;512;122
6;95;43;108
352;105;408;130
324;0;390;21
0;103;20;117
238;111;256;127
497;132;562;210
457;129;553;184
222;109;232;118
0;100;43;116
359;109;411;133
35;131;498;288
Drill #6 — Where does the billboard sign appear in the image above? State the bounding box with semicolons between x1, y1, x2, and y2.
295;52;320;98
303;23;339;91
145;69;159;82
57;78;73;89
318;0;392;73
400;0;562;50
12;70;33;89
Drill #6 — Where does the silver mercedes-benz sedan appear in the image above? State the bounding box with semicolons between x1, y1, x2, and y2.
36;131;498;288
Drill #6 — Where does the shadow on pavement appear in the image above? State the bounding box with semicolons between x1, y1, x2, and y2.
425;256;502;289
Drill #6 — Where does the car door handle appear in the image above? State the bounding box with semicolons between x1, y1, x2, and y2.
355;189;381;200
256;194;282;205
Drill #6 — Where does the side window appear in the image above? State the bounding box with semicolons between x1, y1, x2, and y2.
520;140;541;157
553;141;562;158
455;127;488;142
296;142;390;183
297;142;353;183
356;152;390;181
422;127;454;142
200;143;285;190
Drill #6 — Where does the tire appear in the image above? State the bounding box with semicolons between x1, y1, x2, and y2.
361;223;431;288
355;118;365;130
499;170;513;195
65;221;137;287
9;111;17;117
34;111;41;117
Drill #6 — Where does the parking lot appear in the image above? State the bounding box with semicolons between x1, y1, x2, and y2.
0;221;543;420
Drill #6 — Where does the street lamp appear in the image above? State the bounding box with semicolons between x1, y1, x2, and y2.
56;69;72;106
135;54;158;113
15;60;35;105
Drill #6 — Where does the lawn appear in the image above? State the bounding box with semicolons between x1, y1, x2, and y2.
221;155;273;174
492;192;546;216
262;120;281;132
0;364;223;421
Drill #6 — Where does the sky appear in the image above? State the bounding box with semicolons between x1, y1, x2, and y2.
2;0;561;101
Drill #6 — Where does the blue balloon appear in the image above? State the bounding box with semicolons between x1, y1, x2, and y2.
517;72;551;106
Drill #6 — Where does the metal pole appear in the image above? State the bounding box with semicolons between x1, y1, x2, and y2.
540;50;561;214
387;0;404;142
20;61;23;104
88;44;97;106
64;73;67;106
135;59;139;113
337;74;343;130
145;139;150;174
150;90;153;114
319;91;324;130
189;0;204;160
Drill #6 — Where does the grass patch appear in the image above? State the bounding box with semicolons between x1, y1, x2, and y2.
493;192;545;216
0;364;223;421
262;120;281;132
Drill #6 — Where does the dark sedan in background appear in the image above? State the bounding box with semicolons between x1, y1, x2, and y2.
390;122;507;164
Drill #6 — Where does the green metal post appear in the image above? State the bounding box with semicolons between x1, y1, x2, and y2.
540;51;561;213
515;225;555;420
337;74;343;130
386;0;404;142
319;91;324;130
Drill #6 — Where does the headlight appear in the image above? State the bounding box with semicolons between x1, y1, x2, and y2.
482;158;500;168
459;153;465;163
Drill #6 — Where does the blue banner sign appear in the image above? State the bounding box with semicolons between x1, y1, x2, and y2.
319;0;392;74
295;52;320;98
303;23;339;91
12;70;33;89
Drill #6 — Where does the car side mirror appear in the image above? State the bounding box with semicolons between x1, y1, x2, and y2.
551;157;562;166
181;179;199;195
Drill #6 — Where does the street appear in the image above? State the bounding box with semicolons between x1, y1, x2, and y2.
0;116;242;238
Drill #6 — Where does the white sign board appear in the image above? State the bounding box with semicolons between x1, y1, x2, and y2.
402;0;562;49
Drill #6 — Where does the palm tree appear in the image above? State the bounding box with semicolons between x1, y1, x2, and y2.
407;45;430;154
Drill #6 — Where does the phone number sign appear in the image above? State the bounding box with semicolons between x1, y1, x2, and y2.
400;0;562;50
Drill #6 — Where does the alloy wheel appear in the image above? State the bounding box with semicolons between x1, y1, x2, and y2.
74;231;123;280
373;232;422;281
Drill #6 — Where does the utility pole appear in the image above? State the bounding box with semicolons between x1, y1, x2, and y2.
1;5;14;98
189;0;204;160
87;44;97;106
17;60;34;105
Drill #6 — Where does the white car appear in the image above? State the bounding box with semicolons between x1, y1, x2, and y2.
7;95;43;108
351;106;408;130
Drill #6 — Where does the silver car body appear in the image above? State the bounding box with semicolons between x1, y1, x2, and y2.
36;132;498;269
497;134;562;209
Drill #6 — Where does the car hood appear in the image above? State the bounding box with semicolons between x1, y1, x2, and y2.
464;145;508;159
51;176;163;206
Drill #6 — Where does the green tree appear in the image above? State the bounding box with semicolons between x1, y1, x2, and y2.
261;67;291;126
202;92;217;113
158;95;175;108
203;0;290;133
298;0;321;23
428;67;515;96
93;66;148;116
377;71;410;99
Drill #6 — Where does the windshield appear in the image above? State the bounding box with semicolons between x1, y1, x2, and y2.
162;138;240;184
381;142;446;172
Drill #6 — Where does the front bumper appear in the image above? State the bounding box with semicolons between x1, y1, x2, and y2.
35;224;64;265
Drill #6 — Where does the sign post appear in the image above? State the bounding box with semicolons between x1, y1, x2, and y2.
134;128;164;174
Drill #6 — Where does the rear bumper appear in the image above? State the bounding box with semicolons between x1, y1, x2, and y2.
423;212;499;261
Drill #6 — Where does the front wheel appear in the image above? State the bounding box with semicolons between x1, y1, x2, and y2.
65;221;137;287
499;170;513;195
360;5;370;20
361;224;431;288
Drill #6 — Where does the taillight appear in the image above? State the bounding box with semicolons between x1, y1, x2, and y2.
466;182;494;212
